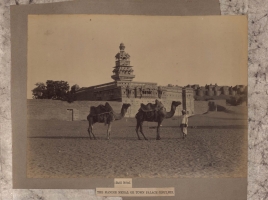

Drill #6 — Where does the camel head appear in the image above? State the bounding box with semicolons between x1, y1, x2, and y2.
122;103;131;110
172;101;181;107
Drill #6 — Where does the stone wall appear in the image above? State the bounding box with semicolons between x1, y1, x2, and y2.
27;98;183;121
75;82;122;101
194;100;226;115
75;81;184;102
28;99;226;121
122;98;183;118
194;101;209;115
192;85;247;97
27;99;124;121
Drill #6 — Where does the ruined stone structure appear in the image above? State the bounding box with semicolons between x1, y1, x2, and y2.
187;84;247;97
75;43;194;115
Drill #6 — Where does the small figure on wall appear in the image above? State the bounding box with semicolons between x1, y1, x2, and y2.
180;110;189;139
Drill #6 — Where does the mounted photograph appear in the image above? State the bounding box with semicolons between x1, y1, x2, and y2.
26;15;248;179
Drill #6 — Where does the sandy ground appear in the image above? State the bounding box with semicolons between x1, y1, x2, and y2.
27;109;247;178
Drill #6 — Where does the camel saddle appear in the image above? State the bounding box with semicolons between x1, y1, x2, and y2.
89;102;114;125
139;100;164;112
90;102;113;116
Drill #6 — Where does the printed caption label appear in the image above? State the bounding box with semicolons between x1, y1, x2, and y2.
96;179;175;197
96;187;175;197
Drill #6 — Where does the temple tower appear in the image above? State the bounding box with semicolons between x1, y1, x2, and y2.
111;43;135;81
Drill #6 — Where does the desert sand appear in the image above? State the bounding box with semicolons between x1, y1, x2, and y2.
27;109;247;178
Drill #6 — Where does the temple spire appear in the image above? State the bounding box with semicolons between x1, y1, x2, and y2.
111;43;135;81
119;43;125;51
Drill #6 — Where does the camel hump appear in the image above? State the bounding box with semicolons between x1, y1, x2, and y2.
104;102;113;112
139;100;164;112
90;103;112;116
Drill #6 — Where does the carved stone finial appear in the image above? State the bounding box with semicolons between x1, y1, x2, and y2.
119;43;125;51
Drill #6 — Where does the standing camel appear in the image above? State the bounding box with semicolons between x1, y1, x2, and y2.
87;102;131;140
135;100;181;140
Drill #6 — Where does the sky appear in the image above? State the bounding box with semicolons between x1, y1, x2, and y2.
27;15;248;99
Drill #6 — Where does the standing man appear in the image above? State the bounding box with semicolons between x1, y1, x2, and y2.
126;85;130;98
180;110;188;139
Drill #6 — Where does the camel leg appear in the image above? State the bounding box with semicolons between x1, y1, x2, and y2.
88;120;93;139
87;127;92;139
91;125;96;140
156;121;162;140
107;123;112;140
136;121;141;140
181;127;184;139
139;121;148;140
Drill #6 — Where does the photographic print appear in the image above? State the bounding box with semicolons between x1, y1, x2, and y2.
26;15;248;179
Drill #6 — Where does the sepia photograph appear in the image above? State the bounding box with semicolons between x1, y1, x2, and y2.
26;15;248;179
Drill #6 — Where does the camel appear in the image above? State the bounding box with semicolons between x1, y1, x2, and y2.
87;102;131;140
135;100;181;140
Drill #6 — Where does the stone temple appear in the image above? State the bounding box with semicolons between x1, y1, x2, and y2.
75;43;194;116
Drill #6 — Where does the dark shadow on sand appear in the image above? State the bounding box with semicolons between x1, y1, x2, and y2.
28;136;92;139
146;125;247;129
27;136;182;141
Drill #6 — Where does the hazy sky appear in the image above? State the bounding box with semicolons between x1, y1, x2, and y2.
27;15;247;99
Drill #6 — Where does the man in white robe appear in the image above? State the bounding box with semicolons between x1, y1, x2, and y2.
180;110;188;139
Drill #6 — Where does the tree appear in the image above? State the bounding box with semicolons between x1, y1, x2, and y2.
66;84;80;103
70;84;80;93
32;80;74;101
32;82;47;99
46;80;70;100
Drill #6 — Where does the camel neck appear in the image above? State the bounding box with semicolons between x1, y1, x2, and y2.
165;104;176;119
114;107;127;120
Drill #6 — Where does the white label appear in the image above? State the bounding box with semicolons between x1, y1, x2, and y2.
96;187;175;197
114;178;132;188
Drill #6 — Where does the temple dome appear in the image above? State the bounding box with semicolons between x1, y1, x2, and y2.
115;43;130;60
